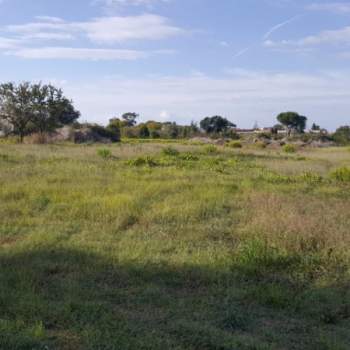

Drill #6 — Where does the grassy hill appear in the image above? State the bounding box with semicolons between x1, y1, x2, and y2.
0;142;350;349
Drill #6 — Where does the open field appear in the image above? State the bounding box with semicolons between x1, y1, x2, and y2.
0;142;350;350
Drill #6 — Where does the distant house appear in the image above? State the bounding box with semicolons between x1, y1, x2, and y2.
255;127;274;134
234;128;256;134
309;128;328;135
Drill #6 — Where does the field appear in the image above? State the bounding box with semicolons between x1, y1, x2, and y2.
0;141;350;350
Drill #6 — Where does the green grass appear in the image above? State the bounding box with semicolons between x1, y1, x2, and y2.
0;143;350;349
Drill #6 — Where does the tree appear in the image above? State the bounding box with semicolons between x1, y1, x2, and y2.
0;82;80;142
311;123;321;131
106;118;121;142
200;116;236;134
277;112;307;136
31;83;80;135
333;126;350;145
138;124;150;138
0;82;34;142
122;112;138;127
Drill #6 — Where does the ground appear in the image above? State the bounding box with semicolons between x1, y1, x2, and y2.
0;141;349;350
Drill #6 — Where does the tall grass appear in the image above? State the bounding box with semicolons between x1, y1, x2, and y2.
0;142;349;349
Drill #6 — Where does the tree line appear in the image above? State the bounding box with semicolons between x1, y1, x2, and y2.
0;82;349;144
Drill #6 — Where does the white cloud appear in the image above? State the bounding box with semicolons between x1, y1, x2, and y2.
307;2;350;14
5;47;152;60
93;0;170;11
5;14;185;44
0;37;19;49
35;16;65;23
264;26;350;49
0;14;183;60
76;15;184;43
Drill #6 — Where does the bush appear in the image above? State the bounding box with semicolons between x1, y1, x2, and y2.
162;147;179;157
227;141;242;149
255;141;267;149
127;156;158;167
178;152;199;161
333;126;350;145
283;144;297;153
203;145;218;154
97;148;112;159
330;167;350;182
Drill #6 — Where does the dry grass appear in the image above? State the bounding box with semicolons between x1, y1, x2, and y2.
0;142;350;349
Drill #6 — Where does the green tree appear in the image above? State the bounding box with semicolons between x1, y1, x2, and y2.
200;116;236;134
277;112;307;136
333;126;350;145
311;123;321;131
122;112;138;127
139;124;150;138
31;83;80;135
0;82;34;142
106;118;121;142
0;82;80;142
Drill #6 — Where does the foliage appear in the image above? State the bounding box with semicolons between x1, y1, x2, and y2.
203;144;218;154
122;112;139;127
0;82;80;142
277;112;307;135
162;146;179;157
127;156;158;167
138;124;150;138
227;140;242;148
97;148;112;159
106;118;121;142
283;144;297;153
200;116;236;134
333;126;350;145
311;123;321;131
330;167;350;182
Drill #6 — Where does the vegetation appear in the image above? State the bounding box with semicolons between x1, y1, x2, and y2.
0;82;80;142
277;111;307;136
333;126;350;145
200;115;236;134
0;142;350;349
283;144;297;153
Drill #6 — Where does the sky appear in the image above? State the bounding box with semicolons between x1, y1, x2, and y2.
0;0;349;129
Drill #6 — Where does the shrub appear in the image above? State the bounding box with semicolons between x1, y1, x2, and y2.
227;141;242;149
255;141;267;149
97;148;112;159
127;156;158;167
203;145;218;154
333;126;350;145
330;167;350;182
283;144;297;153
178;152;199;161
162;146;179;157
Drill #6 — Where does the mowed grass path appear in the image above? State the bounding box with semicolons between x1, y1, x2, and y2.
0;143;350;349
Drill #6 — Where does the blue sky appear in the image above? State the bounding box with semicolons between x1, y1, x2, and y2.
0;0;349;129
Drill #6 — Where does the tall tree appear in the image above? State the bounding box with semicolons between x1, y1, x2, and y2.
0;82;34;142
0;82;80;142
200;116;236;134
311;123;321;131
277;112;307;136
122;112;138;127
31;83;80;135
333;126;350;145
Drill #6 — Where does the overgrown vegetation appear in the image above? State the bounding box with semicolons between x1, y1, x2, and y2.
0;142;350;349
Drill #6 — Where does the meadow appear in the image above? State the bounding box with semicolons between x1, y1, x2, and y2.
0;141;350;350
